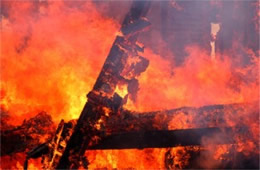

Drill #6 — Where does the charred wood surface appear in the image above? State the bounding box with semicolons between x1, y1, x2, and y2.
105;102;258;133
89;127;235;150
57;1;152;169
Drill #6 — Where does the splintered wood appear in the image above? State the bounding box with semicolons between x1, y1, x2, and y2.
56;1;152;169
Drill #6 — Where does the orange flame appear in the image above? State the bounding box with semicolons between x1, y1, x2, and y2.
125;47;259;112
1;1;120;125
1;0;259;169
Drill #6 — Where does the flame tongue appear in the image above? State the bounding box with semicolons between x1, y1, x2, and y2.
1;0;259;169
0;0;120;125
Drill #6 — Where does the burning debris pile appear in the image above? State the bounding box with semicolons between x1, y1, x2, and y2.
1;0;259;169
0;110;55;169
1;111;55;156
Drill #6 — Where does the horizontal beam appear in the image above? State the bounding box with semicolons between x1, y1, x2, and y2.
105;102;258;133
89;127;234;150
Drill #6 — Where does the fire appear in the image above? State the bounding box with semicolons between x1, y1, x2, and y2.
213;145;230;160
1;1;120;168
1;0;120;125
1;0;259;169
114;84;128;98
125;47;259;112
86;149;166;169
0;153;41;170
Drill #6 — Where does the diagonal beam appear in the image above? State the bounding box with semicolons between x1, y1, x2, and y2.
56;1;151;169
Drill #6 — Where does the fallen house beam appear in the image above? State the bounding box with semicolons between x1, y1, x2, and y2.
89;127;235;150
105;102;258;133
23;102;258;169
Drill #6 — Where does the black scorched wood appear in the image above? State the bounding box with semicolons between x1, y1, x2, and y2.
22;102;257;169
106;102;258;133
0;112;54;156
89;127;235;150
56;1;151;169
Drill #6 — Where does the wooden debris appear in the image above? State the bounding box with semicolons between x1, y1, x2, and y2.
1;112;55;156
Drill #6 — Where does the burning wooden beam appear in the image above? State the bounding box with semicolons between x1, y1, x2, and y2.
105;102;258;133
23;102;257;169
53;1;258;169
89;127;235;150
56;1;152;169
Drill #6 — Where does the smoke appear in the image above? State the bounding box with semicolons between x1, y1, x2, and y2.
138;1;259;67
121;0;259;113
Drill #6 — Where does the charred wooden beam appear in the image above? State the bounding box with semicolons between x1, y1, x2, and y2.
105;102;258;133
121;18;151;35
24;102;257;169
24;143;49;170
89;127;235;150
56;1;151;169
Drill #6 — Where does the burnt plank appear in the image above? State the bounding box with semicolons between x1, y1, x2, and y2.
89;127;234;150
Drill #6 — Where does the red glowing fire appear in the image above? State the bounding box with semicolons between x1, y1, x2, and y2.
0;0;259;169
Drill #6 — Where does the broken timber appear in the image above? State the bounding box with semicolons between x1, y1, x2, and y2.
89;127;235;150
23;102;257;169
105;102;259;133
56;1;152;169
90;102;258;149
